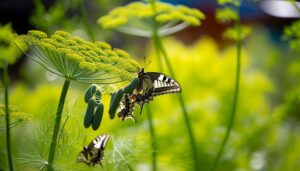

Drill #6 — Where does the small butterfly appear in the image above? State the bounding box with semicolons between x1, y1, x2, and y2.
77;134;110;166
117;69;181;121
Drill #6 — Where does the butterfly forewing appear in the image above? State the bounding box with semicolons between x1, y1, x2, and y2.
140;72;181;96
89;134;110;149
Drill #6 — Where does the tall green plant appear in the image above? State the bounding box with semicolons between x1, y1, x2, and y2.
98;1;205;170
16;30;140;170
210;1;251;170
0;23;24;171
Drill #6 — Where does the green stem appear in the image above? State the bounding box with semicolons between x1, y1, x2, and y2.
145;106;157;171
3;63;14;171
47;79;71;171
209;17;242;171
152;29;163;72
79;0;96;41
149;1;199;170
154;33;199;171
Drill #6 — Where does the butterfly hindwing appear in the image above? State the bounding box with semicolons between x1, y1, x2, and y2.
77;134;110;166
147;72;181;95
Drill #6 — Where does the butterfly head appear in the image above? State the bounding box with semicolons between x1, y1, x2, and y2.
138;68;145;77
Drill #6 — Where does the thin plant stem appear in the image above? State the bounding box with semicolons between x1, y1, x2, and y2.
145;106;157;171
79;0;96;41
149;0;199;170
57;114;70;140
47;79;71;171
209;16;242;171
3;63;14;171
153;32;200;171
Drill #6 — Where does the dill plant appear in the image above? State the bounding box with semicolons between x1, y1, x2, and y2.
210;1;251;171
0;23;24;171
98;1;205;170
16;30;140;170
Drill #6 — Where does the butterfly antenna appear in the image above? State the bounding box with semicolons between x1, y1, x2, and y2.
143;56;152;70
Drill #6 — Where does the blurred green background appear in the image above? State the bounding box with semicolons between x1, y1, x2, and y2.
1;0;300;171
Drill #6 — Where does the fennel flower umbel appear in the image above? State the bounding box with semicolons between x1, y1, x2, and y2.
17;30;140;83
98;1;205;37
16;30;140;171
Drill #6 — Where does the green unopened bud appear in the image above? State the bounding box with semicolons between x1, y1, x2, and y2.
92;103;104;130
123;78;140;94
84;84;98;103
109;89;124;119
84;99;95;128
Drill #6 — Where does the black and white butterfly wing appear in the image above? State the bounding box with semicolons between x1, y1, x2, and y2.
135;71;182;113
77;134;110;166
77;146;90;165
148;72;181;95
117;94;136;122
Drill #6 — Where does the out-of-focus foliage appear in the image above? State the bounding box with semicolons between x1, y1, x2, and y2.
218;0;240;6
98;1;205;28
0;104;31;132
0;105;31;122
0;23;23;67
98;1;205;37
17;30;140;83
29;0;126;41
216;0;252;41
223;25;252;41
30;0;68;34
284;20;300;51
215;8;238;22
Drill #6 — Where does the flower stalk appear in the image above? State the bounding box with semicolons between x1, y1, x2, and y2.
149;1;199;170
3;62;14;171
210;16;242;171
79;0;96;41
47;79;71;171
145;106;157;171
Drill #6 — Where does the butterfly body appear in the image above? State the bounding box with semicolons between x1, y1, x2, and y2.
77;134;110;166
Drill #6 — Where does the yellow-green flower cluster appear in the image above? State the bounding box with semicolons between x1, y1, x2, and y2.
223;25;252;41
215;0;240;24
0;105;32;122
0;23;23;68
284;20;300;51
216;0;251;41
16;30;140;83
98;1;205;29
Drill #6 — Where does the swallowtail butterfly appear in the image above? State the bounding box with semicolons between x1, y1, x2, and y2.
135;68;181;111
77;134;110;166
117;69;181;121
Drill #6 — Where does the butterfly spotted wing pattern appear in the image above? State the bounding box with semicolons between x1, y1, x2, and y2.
77;134;110;166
